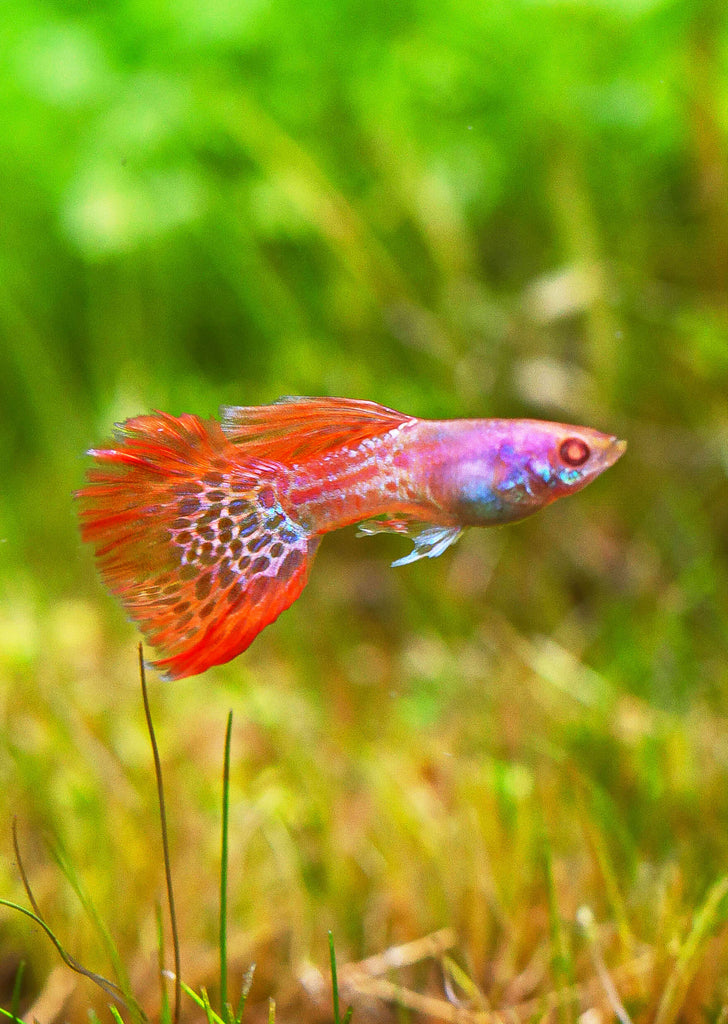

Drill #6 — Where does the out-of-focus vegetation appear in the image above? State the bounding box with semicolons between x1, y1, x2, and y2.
1;0;728;1020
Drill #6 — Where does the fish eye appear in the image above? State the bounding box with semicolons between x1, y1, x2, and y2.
559;437;590;467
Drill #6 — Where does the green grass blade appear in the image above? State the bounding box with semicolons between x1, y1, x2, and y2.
9;959;24;1021
201;987;217;1024
328;931;353;1024
109;1006;126;1024
234;963;256;1024
180;981;226;1024
328;931;341;1024
654;874;728;1024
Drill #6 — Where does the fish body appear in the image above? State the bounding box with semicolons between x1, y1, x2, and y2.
78;396;625;678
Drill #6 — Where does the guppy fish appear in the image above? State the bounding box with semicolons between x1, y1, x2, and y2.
77;396;625;679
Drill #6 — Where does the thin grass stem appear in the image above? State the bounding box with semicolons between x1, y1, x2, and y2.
220;710;233;1022
0;896;128;1008
577;906;633;1024
156;903;171;1024
139;644;181;1024
8;822;134;1011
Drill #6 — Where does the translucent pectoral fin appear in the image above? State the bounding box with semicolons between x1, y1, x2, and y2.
391;525;464;567
357;518;464;567
356;517;415;538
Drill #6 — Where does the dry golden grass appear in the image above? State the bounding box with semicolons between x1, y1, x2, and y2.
2;571;728;1023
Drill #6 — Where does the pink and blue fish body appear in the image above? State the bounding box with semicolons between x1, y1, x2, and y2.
77;396;625;678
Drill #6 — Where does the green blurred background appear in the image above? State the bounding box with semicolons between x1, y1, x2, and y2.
1;0;728;1019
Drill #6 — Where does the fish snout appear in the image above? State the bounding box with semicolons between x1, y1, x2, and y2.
593;434;627;473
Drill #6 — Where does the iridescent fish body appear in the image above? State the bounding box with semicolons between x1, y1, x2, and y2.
78;397;625;678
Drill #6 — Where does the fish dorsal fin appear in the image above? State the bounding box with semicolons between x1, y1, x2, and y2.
220;396;412;462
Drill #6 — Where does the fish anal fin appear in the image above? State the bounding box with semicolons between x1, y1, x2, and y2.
220;396;412;461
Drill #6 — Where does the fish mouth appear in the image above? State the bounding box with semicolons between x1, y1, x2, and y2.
610;436;627;459
600;436;627;471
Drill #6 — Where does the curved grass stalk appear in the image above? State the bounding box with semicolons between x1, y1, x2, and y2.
138;644;181;1024
220;710;233;1022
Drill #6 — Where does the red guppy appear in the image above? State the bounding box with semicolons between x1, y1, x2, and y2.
77;396;626;679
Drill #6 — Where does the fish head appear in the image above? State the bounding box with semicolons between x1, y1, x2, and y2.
437;420;626;526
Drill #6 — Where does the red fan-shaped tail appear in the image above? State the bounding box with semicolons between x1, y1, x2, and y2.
77;412;318;678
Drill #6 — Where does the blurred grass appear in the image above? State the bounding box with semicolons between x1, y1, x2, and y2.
1;0;728;1020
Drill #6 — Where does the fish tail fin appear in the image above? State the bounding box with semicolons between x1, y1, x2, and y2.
77;412;318;678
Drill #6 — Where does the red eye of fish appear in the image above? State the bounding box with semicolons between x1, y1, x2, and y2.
559;438;590;467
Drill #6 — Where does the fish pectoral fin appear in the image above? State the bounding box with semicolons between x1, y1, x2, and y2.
356;516;416;537
357;517;463;567
391;525;464;567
